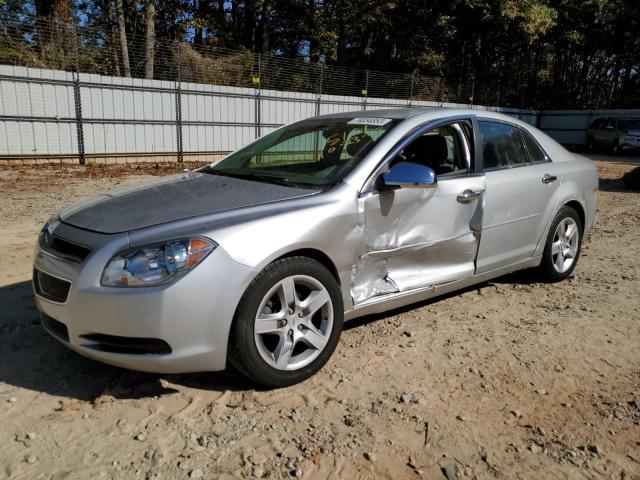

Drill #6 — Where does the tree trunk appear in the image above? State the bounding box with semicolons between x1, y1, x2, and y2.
193;0;203;46
218;0;226;26
261;0;271;54
231;0;239;43
115;0;131;77
144;0;156;79
34;0;54;51
307;0;319;62
106;0;121;76
243;0;257;51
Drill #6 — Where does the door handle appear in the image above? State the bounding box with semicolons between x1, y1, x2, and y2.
542;173;558;184
457;189;484;204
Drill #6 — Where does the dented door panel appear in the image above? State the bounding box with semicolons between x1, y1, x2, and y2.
351;175;486;304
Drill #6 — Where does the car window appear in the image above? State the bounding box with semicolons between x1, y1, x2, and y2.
478;121;528;170
589;118;603;129
618;119;640;131
210;118;398;187
398;124;468;176
254;126;381;166
520;128;547;164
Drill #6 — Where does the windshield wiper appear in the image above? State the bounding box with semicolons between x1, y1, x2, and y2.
204;167;320;189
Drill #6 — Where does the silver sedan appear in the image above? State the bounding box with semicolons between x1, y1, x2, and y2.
33;108;598;387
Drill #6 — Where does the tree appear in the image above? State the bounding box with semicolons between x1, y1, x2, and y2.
144;0;155;79
105;0;121;75
260;0;272;54
1;0;638;108
114;0;131;77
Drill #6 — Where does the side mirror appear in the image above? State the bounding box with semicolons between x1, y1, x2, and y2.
382;161;436;189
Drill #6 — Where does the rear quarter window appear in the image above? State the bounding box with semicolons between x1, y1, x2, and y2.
520;128;548;164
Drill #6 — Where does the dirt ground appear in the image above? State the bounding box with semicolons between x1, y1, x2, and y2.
0;154;638;480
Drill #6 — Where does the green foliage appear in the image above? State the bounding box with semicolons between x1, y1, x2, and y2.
0;0;637;108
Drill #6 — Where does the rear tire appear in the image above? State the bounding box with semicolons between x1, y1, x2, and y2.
612;139;621;156
227;256;344;388
538;206;583;282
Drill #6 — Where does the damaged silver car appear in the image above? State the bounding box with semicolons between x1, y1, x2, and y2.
34;108;598;387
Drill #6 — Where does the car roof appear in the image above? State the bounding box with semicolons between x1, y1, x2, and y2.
594;116;640;120
312;107;533;125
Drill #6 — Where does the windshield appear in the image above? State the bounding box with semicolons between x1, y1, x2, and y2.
205;117;399;188
619;119;640;131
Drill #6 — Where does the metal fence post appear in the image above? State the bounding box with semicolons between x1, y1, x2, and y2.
175;44;184;162
363;69;369;110
315;63;324;117
255;53;262;139
72;71;86;165
408;73;415;106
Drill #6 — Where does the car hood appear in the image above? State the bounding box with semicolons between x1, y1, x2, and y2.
624;129;640;136
59;172;319;234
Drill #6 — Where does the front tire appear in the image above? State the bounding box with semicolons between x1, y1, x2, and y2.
539;206;583;282
228;256;344;388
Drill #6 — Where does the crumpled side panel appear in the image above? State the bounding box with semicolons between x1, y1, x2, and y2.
350;256;398;304
351;175;485;305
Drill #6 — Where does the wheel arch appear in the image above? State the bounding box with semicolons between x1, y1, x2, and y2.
563;200;586;232
274;248;341;286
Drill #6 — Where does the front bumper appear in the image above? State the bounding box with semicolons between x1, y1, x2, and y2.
33;225;256;374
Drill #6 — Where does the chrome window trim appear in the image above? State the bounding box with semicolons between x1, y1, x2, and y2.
359;115;475;196
437;122;472;178
518;126;551;164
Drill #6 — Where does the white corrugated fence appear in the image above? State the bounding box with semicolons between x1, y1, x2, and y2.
1;65;635;163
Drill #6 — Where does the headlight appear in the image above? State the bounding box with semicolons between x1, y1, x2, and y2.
101;237;216;287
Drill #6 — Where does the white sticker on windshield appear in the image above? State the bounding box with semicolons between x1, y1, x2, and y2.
347;117;393;126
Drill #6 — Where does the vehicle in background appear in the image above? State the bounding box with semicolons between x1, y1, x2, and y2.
586;117;640;155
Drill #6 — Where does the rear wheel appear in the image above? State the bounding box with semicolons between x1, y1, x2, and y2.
612;138;621;156
539;206;583;282
228;256;343;388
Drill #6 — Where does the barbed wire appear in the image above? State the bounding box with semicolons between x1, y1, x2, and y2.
0;13;504;106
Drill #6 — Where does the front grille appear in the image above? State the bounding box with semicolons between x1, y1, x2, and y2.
33;269;71;303
39;232;91;263
41;314;70;342
79;333;172;355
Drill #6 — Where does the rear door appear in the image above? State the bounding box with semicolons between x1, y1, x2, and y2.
353;121;485;304
475;120;561;273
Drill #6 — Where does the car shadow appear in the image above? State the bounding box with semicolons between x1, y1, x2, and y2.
0;280;255;402
2;269;544;398
599;178;637;193
569;149;640;166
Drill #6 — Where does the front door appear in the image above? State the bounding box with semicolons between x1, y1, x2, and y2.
352;122;486;304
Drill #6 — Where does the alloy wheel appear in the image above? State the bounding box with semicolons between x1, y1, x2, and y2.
254;275;333;371
551;217;579;274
